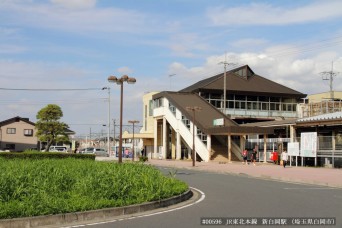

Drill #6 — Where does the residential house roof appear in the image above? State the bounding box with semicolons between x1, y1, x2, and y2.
0;116;35;126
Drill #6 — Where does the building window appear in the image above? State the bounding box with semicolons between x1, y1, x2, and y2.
197;128;207;145
169;103;176;116
181;115;190;130
7;128;16;134
24;129;33;136
154;98;163;108
149;100;153;116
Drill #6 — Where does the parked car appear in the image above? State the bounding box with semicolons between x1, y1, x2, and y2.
49;146;67;152
80;147;108;157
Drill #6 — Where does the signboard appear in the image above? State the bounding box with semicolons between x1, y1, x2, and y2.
213;118;224;126
287;142;299;156
300;132;317;157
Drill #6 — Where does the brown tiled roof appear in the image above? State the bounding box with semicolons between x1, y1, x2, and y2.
180;65;306;98
153;92;273;135
0;116;35;126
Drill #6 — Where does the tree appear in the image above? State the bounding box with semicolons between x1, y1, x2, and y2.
36;104;70;151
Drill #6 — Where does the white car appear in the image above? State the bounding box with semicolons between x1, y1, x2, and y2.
49;146;67;152
81;148;108;157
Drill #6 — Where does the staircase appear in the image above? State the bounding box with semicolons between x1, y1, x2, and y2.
210;136;242;162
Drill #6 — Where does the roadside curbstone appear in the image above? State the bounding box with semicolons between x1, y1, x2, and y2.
0;189;193;228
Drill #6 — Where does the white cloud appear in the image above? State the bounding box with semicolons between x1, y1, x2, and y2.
51;0;96;10
117;66;133;75
207;1;342;26
167;46;342;95
0;44;27;54
232;38;268;49
0;1;150;35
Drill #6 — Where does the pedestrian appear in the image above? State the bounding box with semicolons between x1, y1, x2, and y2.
251;148;257;166
281;150;288;168
141;148;145;157
242;149;248;165
125;148;129;158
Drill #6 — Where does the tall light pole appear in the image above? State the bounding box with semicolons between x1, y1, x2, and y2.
108;75;136;163
102;87;110;156
186;106;202;167
128;120;139;161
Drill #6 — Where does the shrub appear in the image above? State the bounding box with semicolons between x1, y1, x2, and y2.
0;151;95;160
139;156;149;162
0;158;188;219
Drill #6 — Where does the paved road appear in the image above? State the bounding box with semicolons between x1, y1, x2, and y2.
74;161;342;228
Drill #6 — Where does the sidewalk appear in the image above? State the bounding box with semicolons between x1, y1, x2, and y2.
146;159;342;188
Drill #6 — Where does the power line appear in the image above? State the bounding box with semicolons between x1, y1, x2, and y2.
0;88;103;91
320;61;341;100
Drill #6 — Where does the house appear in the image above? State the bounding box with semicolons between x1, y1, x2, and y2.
0;116;76;152
0;116;37;151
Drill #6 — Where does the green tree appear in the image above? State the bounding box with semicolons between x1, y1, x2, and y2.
36;104;70;151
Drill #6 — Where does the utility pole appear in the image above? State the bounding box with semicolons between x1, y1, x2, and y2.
102;87;110;156
112;119;116;146
219;54;236;114
320;61;340;100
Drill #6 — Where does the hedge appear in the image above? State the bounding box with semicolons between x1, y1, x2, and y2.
0;151;95;160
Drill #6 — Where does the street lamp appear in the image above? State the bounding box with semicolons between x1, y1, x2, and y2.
128;120;139;161
186;106;202;167
102;87;110;156
108;75;136;163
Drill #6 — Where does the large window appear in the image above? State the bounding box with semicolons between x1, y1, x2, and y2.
7;128;16;134
154;98;163;108
24;129;33;136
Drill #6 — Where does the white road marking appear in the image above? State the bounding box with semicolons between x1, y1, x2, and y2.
61;187;205;228
284;187;336;190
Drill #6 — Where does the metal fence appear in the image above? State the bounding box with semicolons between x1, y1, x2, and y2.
247;136;342;168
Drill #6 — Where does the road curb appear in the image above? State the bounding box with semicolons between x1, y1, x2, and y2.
0;189;193;228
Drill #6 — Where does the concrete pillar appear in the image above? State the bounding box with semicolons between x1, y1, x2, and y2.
228;134;231;162
171;129;176;159
290;125;296;142
162;117;167;159
176;131;181;160
153;119;158;159
263;134;267;163
207;134;212;160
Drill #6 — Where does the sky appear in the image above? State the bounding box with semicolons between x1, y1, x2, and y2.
1;0;342;137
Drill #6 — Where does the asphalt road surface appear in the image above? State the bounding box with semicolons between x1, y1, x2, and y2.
66;167;342;228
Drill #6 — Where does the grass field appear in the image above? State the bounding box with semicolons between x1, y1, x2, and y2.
0;158;188;219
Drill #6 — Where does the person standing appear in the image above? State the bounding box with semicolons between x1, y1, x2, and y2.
251;148;257;166
281;150;288;168
242;149;248;165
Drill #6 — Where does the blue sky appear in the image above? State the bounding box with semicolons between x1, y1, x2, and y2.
1;0;342;136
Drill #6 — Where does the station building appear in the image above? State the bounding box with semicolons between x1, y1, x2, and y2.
129;65;342;167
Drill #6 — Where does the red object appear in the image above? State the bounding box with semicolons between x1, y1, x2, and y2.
271;152;278;161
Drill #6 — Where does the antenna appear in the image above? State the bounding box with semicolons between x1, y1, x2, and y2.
320;61;340;100
169;74;176;90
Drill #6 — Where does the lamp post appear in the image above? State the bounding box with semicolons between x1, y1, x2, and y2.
186;106;202;167
102;87;110;156
128;120;139;161
108;75;136;163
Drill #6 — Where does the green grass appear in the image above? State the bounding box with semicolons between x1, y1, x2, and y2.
0;158;188;219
